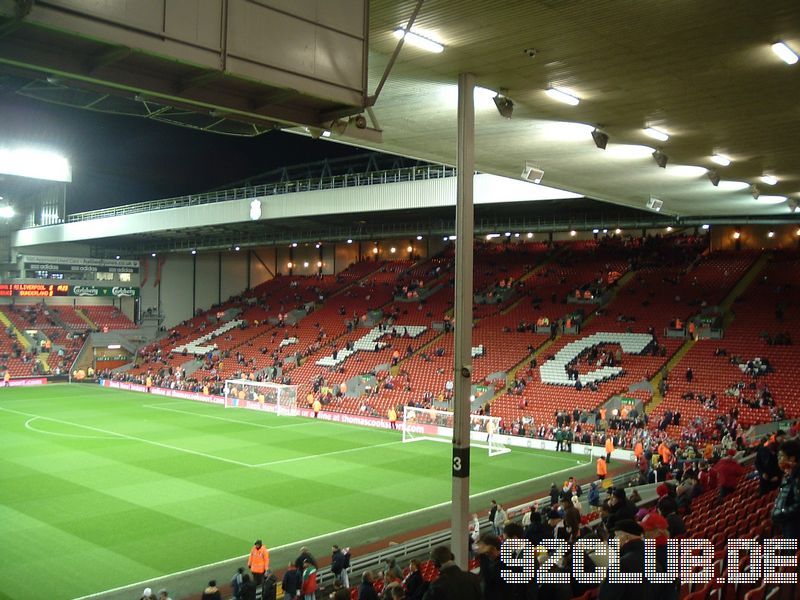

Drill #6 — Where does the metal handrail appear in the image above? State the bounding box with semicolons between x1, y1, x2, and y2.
53;165;456;226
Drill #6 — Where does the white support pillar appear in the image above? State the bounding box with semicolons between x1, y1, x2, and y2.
451;72;475;569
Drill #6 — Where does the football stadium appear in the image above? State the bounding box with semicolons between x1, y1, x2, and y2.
0;2;799;600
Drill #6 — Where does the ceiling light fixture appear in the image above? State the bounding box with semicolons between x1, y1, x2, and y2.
393;29;444;53
569;230;577;237
707;170;721;186
545;87;580;106
303;261;309;268
151;252;157;257
347;239;353;244
668;165;707;178
710;154;731;167
526;232;533;238
0;206;14;219
615;228;622;234
733;230;741;240
416;235;423;240
492;90;514;118
644;127;669;142
760;175;778;186
652;149;669;168
234;246;240;252
768;231;775;238
191;249;197;255
666;226;673;232
591;129;609;149
701;224;710;230
772;41;799;65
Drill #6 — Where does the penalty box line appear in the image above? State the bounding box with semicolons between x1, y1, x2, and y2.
1;404;407;470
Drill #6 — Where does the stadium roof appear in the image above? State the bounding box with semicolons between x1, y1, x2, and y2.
0;1;798;225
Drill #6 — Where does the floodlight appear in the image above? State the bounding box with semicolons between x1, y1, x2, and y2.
492;91;514;118
591;129;609;149
652;149;668;168
0;147;72;182
0;206;14;219
710;154;731;167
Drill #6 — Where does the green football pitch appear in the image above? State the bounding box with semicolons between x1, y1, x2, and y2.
0;384;588;600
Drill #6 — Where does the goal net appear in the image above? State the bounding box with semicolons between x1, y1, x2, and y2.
401;406;510;456
223;379;298;416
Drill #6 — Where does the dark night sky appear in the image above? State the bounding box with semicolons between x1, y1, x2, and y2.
0;90;366;213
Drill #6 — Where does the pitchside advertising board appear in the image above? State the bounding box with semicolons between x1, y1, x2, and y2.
0;283;138;297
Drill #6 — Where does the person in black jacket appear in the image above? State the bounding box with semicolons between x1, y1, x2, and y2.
331;545;351;588
402;559;427;600
281;563;301;599
358;571;380;600
607;489;637;532
773;439;800;539
599;520;660;600
755;434;784;496
550;483;560;508
421;546;481;600
294;546;317;571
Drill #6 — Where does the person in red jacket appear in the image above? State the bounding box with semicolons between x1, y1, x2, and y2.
301;559;317;600
712;456;745;500
698;461;718;492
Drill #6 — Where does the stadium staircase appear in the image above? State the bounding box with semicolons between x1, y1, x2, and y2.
0;309;31;351
75;308;97;328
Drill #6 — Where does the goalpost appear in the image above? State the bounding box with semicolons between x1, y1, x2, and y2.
223;379;299;416
401;406;511;457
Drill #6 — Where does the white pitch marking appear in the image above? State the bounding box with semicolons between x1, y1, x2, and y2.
0;405;256;468
252;440;404;467
142;402;318;430
24;417;120;440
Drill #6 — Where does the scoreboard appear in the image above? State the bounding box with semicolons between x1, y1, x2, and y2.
0;284;138;298
0;283;70;297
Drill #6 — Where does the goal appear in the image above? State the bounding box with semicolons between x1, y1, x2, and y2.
401;406;510;456
223;379;299;416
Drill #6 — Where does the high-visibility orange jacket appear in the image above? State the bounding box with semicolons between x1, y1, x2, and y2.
596;457;607;477
605;438;614;455
248;544;270;574
633;441;644;458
